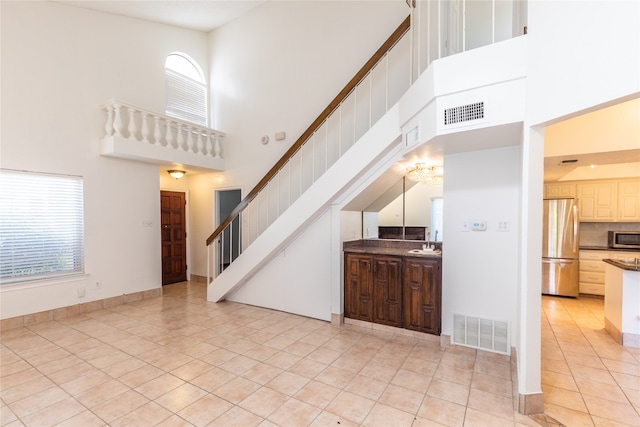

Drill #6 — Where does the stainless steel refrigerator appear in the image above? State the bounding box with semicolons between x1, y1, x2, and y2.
542;198;580;297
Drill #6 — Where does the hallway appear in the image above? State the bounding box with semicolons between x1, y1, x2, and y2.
541;295;640;426
1;283;638;426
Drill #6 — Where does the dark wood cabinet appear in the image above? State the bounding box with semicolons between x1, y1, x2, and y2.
344;252;441;335
344;254;373;321
403;257;441;334
372;256;403;327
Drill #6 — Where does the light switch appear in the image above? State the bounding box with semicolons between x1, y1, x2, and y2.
461;221;470;232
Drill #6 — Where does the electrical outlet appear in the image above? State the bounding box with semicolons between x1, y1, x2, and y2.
95;280;102;289
77;287;85;298
497;220;510;232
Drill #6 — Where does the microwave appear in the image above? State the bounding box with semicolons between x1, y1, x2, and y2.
608;231;640;249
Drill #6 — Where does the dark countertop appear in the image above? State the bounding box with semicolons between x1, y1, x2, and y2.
580;246;640;252
343;239;442;259
603;258;640;272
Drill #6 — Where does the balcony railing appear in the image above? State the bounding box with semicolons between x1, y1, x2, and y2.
100;98;225;161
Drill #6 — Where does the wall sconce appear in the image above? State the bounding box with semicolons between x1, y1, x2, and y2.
167;170;186;179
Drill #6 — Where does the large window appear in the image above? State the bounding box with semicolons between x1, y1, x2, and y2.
0;170;85;284
165;53;208;127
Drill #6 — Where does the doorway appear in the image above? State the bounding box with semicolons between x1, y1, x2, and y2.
215;188;241;272
161;190;187;285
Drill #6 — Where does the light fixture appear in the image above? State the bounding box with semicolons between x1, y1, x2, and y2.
406;162;443;185
167;170;186;179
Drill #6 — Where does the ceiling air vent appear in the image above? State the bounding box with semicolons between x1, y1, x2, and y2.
559;159;578;165
444;101;485;126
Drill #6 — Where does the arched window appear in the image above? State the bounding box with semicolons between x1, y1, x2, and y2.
165;53;208;126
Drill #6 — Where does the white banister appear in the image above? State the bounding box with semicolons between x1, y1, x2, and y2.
100;98;225;159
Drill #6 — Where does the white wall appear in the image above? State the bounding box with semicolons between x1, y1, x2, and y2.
0;1;209;318
188;1;409;277
527;1;640;126
441;146;521;337
226;211;332;321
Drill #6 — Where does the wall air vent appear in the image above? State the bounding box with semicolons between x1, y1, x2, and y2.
453;313;510;355
443;101;485;126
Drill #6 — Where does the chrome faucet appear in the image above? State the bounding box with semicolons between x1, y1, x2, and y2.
434;230;438;242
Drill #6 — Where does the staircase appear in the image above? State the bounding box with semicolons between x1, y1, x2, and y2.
206;17;412;302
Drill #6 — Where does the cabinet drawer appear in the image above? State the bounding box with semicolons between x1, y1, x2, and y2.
579;260;605;273
579;251;606;261
579;271;605;284
611;252;640;261
579;282;604;296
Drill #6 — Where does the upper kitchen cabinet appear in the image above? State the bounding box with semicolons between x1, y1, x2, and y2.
577;181;617;221
544;183;576;199
618;179;640;221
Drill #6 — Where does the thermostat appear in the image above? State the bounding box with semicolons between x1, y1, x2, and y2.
471;220;487;231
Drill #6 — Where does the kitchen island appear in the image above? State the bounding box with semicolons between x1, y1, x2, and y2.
603;258;640;348
343;239;442;335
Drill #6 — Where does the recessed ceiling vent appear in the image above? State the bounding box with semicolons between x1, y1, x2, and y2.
559;159;578;165
444;101;485;126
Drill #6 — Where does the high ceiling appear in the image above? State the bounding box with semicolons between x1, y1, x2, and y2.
55;0;266;32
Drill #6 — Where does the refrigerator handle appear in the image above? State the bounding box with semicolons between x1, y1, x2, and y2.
572;205;578;253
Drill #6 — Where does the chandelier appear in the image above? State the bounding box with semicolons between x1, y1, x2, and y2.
406;163;443;185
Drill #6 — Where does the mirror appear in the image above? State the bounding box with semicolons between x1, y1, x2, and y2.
364;177;443;241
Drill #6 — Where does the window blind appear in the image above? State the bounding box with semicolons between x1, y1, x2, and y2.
165;68;207;127
0;170;85;284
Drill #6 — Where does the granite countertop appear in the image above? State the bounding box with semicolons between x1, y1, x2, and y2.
343;239;442;259
580;246;640;252
603;258;640;272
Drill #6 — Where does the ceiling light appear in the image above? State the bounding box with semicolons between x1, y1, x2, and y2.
590;164;597;169
406;163;443;185
167;170;186;179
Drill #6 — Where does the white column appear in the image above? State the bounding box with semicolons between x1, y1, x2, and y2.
196;131;204;154
153;115;163;146
127;108;137;140
176;124;185;151
213;134;222;159
141;112;150;144
165;120;174;148
104;105;114;136
186;127;194;152
113;104;124;137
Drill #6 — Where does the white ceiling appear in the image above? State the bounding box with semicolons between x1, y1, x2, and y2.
55;0;266;32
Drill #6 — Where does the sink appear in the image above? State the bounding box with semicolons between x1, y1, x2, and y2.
408;248;441;255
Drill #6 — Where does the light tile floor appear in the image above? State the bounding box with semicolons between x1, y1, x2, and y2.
541;295;640;426
0;282;636;426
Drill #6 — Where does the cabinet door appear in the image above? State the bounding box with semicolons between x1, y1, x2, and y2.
344;254;373;321
618;180;640;221
544;183;576;199
577;182;617;221
372;256;403;327
403;258;441;334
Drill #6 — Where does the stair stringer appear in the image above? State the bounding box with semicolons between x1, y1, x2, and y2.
207;104;403;305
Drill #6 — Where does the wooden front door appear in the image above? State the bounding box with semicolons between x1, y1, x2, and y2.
161;191;187;285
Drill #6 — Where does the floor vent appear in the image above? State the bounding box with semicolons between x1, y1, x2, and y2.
443;101;485;126
453;313;510;355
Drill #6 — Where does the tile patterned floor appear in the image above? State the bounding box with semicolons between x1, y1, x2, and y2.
0;282;637;426
541;295;640;426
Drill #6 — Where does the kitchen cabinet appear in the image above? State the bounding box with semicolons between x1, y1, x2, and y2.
577;181;617;221
404;257;441;334
344;250;441;335
544;183;576;199
579;250;606;295
617;180;640;221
